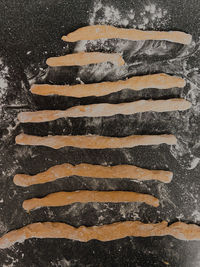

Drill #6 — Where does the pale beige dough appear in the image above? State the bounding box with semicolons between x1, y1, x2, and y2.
13;163;173;187
46;52;125;66
30;73;186;97
0;221;199;249
17;99;191;123
62;25;192;45
22;190;159;211
15;133;177;149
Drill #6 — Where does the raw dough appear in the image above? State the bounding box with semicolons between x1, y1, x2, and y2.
62;25;192;45
17;99;191;123
30;73;186;97
22;191;159;211
14;163;173;186
15;133;177;149
46;52;125;66
0;221;199;249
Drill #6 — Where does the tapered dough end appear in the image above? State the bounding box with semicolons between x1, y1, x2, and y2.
30;84;39;95
17;112;26;123
22;201;28;211
176;77;186;88
159;171;173;183
173;99;192;111
13;174;29;187
181;99;192;110
178;32;192;45
0;238;9;249
17;111;55;123
62;35;70;42
168;31;192;45
0;227;27;249
15;133;26;145
165;172;173;183
46;57;55;66
30;84;53;96
186;34;192;45
0;234;20;249
23;199;36;211
165;135;177;145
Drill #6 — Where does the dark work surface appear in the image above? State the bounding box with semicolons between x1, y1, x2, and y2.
1;0;200;266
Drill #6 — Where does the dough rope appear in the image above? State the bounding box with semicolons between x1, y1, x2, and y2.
13;163;173;187
30;73;186;97
46;52;125;67
0;221;199;249
62;25;192;45
17;99;191;123
15;133;177;149
22;191;159;211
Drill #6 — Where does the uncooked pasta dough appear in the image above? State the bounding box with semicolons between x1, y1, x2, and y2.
62;25;192;45
0;221;200;249
17;99;191;123
22;191;159;211
15;133;177;149
13;163;173;186
46;52;125;66
30;73;185;97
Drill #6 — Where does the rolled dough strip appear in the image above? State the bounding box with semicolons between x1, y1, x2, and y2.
15;133;177;149
14;163;173;187
17;99;191;123
1;221;200;248
46;52;125;67
62;25;192;45
22;191;159;211
30;73;186;97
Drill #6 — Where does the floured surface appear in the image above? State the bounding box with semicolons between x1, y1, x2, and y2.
1;0;200;266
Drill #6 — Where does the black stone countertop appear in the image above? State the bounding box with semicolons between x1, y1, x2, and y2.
0;0;200;266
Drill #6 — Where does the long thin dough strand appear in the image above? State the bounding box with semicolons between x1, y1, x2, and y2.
62;25;192;45
22;191;159;211
46;52;125;67
13;163;173;187
17;99;191;123
0;221;200;248
30;73;186;97
15;134;177;149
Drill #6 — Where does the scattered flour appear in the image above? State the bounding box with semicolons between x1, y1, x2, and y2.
138;4;169;29
119;203;141;220
0;59;9;114
89;1;122;26
191;210;200;223
89;0;169;29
